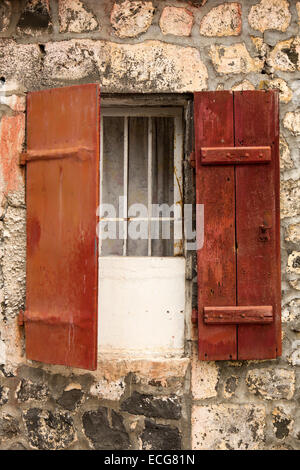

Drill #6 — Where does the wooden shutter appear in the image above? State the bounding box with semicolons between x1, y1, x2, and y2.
22;84;100;370
194;90;281;361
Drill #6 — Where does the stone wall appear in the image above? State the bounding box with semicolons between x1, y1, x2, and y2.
0;0;299;450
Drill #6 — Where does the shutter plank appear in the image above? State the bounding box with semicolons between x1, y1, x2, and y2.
234;90;281;360
194;91;237;360
25;84;100;370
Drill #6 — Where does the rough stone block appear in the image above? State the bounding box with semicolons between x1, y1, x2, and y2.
280;135;293;170
59;0;99;33
159;6;194;37
56;387;84;411
246;368;295;400
121;391;181;420
0;40;42;90
83;407;130;450
285;223;300;244
191;343;219;399
16;379;49;403
287;251;300;275
141;419;181;450
269;37;300;72
90;377;125;401
282;298;300;323
23;408;75;450
0;414;19;442
210;43;263;74
231;79;255;91
43;39;208;92
248;0;291;33
284;110;300;135
16;0;52;36
0;1;12;32
280;179;300;219
192;404;265;450
259;78;292;103
199;3;242;37
224;376;239;398
110;0;154;38
272;406;293;440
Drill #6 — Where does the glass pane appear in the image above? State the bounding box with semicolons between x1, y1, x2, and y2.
152;117;174;211
127;117;148;256
102;116;124;215
99;220;124;256
152;220;174;257
100;116;124;256
151;117;174;256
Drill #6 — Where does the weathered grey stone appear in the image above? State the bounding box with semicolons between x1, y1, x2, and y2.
59;0;99;33
289;279;300;291
269;37;300;72
280;179;300;219
0;1;12;32
56;388;84;411
272;407;293;439
0;414;19;442
199;2;242;37
192;404;265;450
246;369;295;400
141;419;181;450
159;6;194;37
90;377;125;401
121;391;181;419
231;79;255;91
280;135;293;170
16;0;52;36
110;0;154;38
16;379;49;402
259;78;292;103
210;43;263;74
23;408;75;450
285;223;300;244
284;110;300;135
224;376;238;398
43;39;208;92
2;206;26;320
282;298;300;323
191;343;219;399
83;407;130;450
0;385;8;405
248;0;291;33
0;40;42;91
287;251;300;275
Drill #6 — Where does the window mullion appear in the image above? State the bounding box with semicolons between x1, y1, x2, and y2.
147;117;153;256
123;116;129;256
99;114;104;256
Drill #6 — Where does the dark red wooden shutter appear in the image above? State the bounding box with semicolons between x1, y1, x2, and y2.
23;84;100;370
194;90;281;361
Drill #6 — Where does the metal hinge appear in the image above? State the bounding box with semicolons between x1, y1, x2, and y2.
18;310;26;327
189;151;196;169
192;308;198;324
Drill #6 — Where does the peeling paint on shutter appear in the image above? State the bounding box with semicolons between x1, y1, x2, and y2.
194;90;281;360
23;84;100;370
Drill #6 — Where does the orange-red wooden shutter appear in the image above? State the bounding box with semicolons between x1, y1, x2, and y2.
194;90;281;361
22;84;100;370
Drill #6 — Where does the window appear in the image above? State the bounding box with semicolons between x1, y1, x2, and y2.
99;107;183;257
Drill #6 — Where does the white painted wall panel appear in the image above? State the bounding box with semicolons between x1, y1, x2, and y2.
98;257;185;357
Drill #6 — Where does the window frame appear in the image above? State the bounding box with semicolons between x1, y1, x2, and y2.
99;105;184;257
